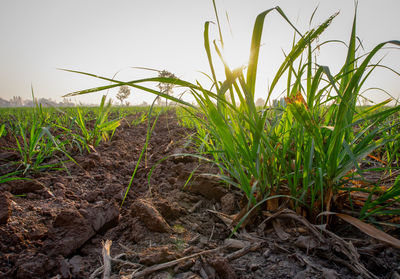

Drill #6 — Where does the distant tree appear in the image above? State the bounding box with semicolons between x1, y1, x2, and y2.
11;96;23;106
116;86;131;105
157;70;177;106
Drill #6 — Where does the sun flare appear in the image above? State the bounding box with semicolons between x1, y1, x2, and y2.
222;38;249;70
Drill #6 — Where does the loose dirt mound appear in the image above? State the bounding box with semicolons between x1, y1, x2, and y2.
0;111;399;278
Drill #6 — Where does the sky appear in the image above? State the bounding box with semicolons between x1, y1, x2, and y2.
0;0;399;106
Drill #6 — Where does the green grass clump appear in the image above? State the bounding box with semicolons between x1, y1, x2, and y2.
15;98;74;174
57;95;121;153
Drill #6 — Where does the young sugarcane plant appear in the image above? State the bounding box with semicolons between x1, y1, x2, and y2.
61;2;400;225
284;7;400;217
13;112;73;174
72;95;120;152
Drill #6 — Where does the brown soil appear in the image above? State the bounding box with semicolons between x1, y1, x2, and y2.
0;111;399;279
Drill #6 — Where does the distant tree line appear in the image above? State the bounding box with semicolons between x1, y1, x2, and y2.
0;96;75;107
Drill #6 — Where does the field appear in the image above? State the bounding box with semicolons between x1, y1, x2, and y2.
1;3;400;279
0;103;399;278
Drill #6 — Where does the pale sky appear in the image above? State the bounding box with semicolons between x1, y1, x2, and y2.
0;0;399;105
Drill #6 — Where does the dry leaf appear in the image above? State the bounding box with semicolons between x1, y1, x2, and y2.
320;212;400;249
284;91;309;110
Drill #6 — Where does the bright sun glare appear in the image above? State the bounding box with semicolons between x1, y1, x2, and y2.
222;38;249;70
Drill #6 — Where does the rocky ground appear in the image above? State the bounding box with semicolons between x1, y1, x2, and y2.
0;111;399;279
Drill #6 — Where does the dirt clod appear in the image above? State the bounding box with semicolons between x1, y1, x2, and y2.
15;253;53;279
185;176;227;201
84;202;120;232
154;197;186;221
131;198;172;233
5;179;45;194
0;192;12;224
44;208;95;257
221;193;236;215
208;256;237;279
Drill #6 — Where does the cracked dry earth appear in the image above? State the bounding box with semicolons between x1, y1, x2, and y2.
0;110;399;279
